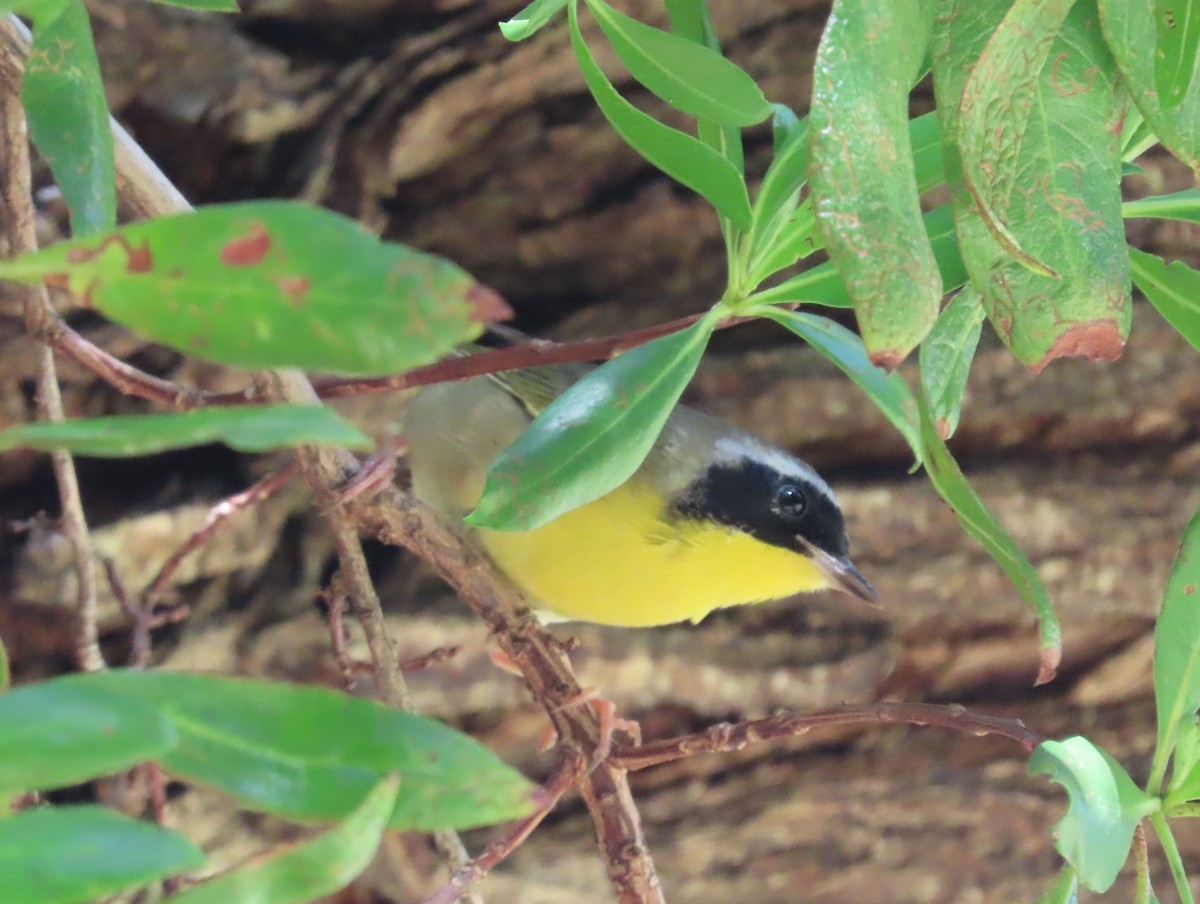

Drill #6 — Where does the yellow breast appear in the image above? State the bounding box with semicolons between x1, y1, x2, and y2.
476;479;833;627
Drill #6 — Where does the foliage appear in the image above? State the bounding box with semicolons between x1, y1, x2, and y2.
4;0;1200;898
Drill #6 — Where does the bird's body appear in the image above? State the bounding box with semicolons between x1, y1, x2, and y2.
406;358;873;627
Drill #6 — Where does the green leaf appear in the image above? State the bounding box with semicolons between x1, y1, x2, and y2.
809;0;941;368
748;114;945;285
499;0;569;40
585;0;769;127
917;381;1062;676
567;2;752;231
759;309;922;463
1148;506;1200;792
663;0;745;173
1166;715;1200;805
168;777;399;904
148;0;237;8
1155;0;1200;110
69;670;533;831
1030;737;1158;892
0;201;503;376
1124;187;1200;221
0;805;204;904
935;0;1131;370
0;404;373;457
151;0;237;8
770;102;803;154
0;678;175;799
1035;865;1079;904
746;112;809;284
1103;0;1200;176
919;287;985;440
1130;248;1200;355
956;0;1076;277
468;313;717;531
749;202;967;308
22;0;116;236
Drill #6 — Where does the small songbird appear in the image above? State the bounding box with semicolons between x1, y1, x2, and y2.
405;357;876;627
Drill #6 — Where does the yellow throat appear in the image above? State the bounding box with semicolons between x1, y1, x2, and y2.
476;478;835;627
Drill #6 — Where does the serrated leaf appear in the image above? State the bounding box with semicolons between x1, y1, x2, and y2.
585;0;768;127
1150;506;1200;790
499;0;568;40
568;2;752;230
168;777;398;904
1125;187;1200;221
917;381;1061;677
919;287;985;440
22;0;115;236
0;404;372;457
1155;0;1200;110
1130;248;1200;354
1;805;204;904
467;313;716;531
65;670;533;831
809;0;941;368
1030;737;1158;892
0;678;176;798
1102;0;1200;176
957;0;1076;277
0;201;505;376
935;0;1131;370
760;309;921;463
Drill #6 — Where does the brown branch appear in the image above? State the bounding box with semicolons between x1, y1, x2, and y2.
420;753;586;904
354;486;665;904
0;25;103;672
143;462;301;603
271;372;483;903
612;702;1044;772
313;308;789;399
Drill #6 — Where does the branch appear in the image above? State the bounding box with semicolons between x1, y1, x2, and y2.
354;486;665;904
612;702;1044;772
0;22;103;672
420;753;587;904
312;308;789;399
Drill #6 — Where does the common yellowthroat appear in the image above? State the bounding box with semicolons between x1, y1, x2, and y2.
406;355;875;627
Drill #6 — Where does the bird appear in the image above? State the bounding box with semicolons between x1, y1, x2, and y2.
405;352;876;628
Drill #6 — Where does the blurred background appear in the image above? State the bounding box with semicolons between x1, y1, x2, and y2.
2;0;1200;900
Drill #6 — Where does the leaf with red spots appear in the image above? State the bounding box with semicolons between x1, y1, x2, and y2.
0;202;510;376
933;0;1131;370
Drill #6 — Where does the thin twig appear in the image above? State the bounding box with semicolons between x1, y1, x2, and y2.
313;307;794;399
612;702;1044;772
272;372;483;902
0;30;104;672
355;486;665;904
1133;821;1151;904
143;462;301;602
420;753;587;904
400;645;462;673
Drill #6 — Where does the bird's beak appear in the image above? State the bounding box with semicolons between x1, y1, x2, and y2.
798;537;880;605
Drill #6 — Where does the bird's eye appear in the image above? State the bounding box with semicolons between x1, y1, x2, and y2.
774;483;807;519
